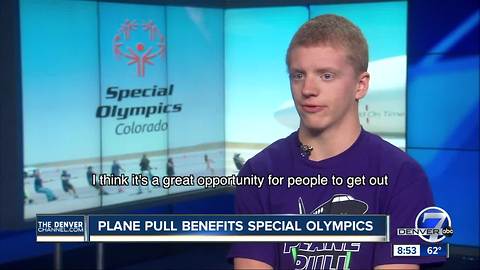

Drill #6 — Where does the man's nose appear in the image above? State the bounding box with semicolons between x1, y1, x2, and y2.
301;75;319;97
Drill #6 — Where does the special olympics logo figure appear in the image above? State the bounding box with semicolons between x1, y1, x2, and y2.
113;19;166;77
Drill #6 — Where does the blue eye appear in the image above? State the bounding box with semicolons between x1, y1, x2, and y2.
321;73;335;81
291;72;304;81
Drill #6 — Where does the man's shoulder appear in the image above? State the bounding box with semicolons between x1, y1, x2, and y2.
245;133;295;173
363;130;423;172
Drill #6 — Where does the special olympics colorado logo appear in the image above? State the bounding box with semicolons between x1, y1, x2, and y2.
113;19;166;77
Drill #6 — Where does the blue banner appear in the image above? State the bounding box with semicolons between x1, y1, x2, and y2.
37;214;389;242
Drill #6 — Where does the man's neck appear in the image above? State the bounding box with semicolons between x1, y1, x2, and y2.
298;121;362;162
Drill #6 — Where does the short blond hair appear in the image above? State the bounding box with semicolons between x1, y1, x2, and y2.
286;14;369;74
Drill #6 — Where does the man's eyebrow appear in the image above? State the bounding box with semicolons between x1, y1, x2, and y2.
288;68;304;73
288;67;341;73
314;67;341;73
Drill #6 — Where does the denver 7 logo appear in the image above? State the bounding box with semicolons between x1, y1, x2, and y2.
415;207;452;243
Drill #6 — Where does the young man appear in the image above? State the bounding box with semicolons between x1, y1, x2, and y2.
229;15;442;270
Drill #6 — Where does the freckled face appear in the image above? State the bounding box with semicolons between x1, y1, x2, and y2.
288;45;362;132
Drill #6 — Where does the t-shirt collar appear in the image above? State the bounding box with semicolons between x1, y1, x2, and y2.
290;126;366;168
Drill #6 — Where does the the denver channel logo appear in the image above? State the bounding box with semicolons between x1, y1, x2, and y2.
397;207;453;243
113;19;166;77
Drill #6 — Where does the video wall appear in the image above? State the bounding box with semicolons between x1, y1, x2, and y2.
21;0;225;219
21;0;407;220
407;1;479;247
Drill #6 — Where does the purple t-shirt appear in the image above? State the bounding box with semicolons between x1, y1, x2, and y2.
228;129;444;269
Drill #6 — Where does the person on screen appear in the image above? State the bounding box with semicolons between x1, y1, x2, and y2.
60;170;78;198
86;166;108;195
166;157;175;177
33;170;57;202
233;153;245;171
23;171;34;204
228;14;443;270
111;160;125;193
138;154;152;194
204;154;215;175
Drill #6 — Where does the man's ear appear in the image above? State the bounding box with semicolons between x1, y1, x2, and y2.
355;71;370;101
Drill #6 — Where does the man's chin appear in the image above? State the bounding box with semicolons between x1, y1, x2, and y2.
299;120;329;134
